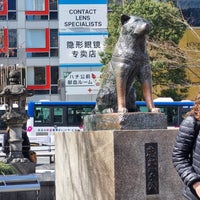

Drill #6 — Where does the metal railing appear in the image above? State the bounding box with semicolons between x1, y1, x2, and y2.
0;174;40;192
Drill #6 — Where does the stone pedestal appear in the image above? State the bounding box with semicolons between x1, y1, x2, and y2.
11;162;36;174
55;129;185;200
84;112;167;131
8;124;25;160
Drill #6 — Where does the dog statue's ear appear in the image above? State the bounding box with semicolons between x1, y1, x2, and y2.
121;14;130;25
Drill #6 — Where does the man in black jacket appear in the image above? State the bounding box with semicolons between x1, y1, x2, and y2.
172;92;200;200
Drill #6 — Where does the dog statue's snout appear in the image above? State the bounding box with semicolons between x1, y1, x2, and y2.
134;22;151;35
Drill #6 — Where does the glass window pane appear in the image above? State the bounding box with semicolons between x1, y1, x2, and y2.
43;107;50;123
0;16;6;20
8;12;16;20
50;48;58;57
51;86;58;94
34;90;49;94
177;0;200;26
67;108;75;125
0;110;7;130
8;29;17;47
27;52;49;57
34;107;50;124
50;12;58;20
53;107;63;123
34;67;45;84
49;0;57;10
26;29;45;48
34;107;43;123
0;0;4;11
9;49;17;57
51;66;58;84
26;0;45;11
8;0;16;10
0;29;4;48
26;15;48;21
50;29;58;47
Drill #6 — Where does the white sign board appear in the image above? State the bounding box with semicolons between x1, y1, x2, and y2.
59;33;107;65
59;4;107;30
64;71;102;95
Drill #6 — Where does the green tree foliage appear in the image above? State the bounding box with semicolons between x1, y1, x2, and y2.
100;0;190;100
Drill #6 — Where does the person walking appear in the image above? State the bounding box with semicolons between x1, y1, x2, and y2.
172;92;200;200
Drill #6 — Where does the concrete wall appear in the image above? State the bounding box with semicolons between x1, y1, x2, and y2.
55;129;185;200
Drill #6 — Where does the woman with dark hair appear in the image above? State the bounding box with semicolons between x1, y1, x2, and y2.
172;92;200;200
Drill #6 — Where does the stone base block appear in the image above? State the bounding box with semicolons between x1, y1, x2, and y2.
11;162;36;174
55;130;184;200
84;112;167;131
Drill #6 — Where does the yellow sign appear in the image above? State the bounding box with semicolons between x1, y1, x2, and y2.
179;28;200;97
179;28;200;60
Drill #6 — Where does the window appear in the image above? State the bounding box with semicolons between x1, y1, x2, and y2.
53;107;63;123
49;0;57;20
0;0;16;20
27;65;51;93
177;0;200;26
67;106;87;126
8;29;17;57
0;28;17;58
49;0;57;10
0;29;4;48
34;67;45;85
26;0;45;11
25;0;58;20
26;29;58;58
0;0;4;11
27;52;49;57
50;29;58;57
51;66;58;94
26;29;50;54
34;106;65;126
34;106;50;124
8;0;16;20
28;65;58;94
51;66;58;84
0;110;7;130
33;104;94;127
26;15;48;21
27;30;46;48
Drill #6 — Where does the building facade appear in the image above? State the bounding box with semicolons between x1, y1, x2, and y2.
0;0;199;103
0;0;60;103
0;0;107;103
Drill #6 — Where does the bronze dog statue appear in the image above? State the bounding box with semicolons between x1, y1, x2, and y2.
94;14;159;113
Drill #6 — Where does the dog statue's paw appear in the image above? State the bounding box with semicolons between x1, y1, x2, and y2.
102;108;114;114
150;108;160;113
118;107;128;113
